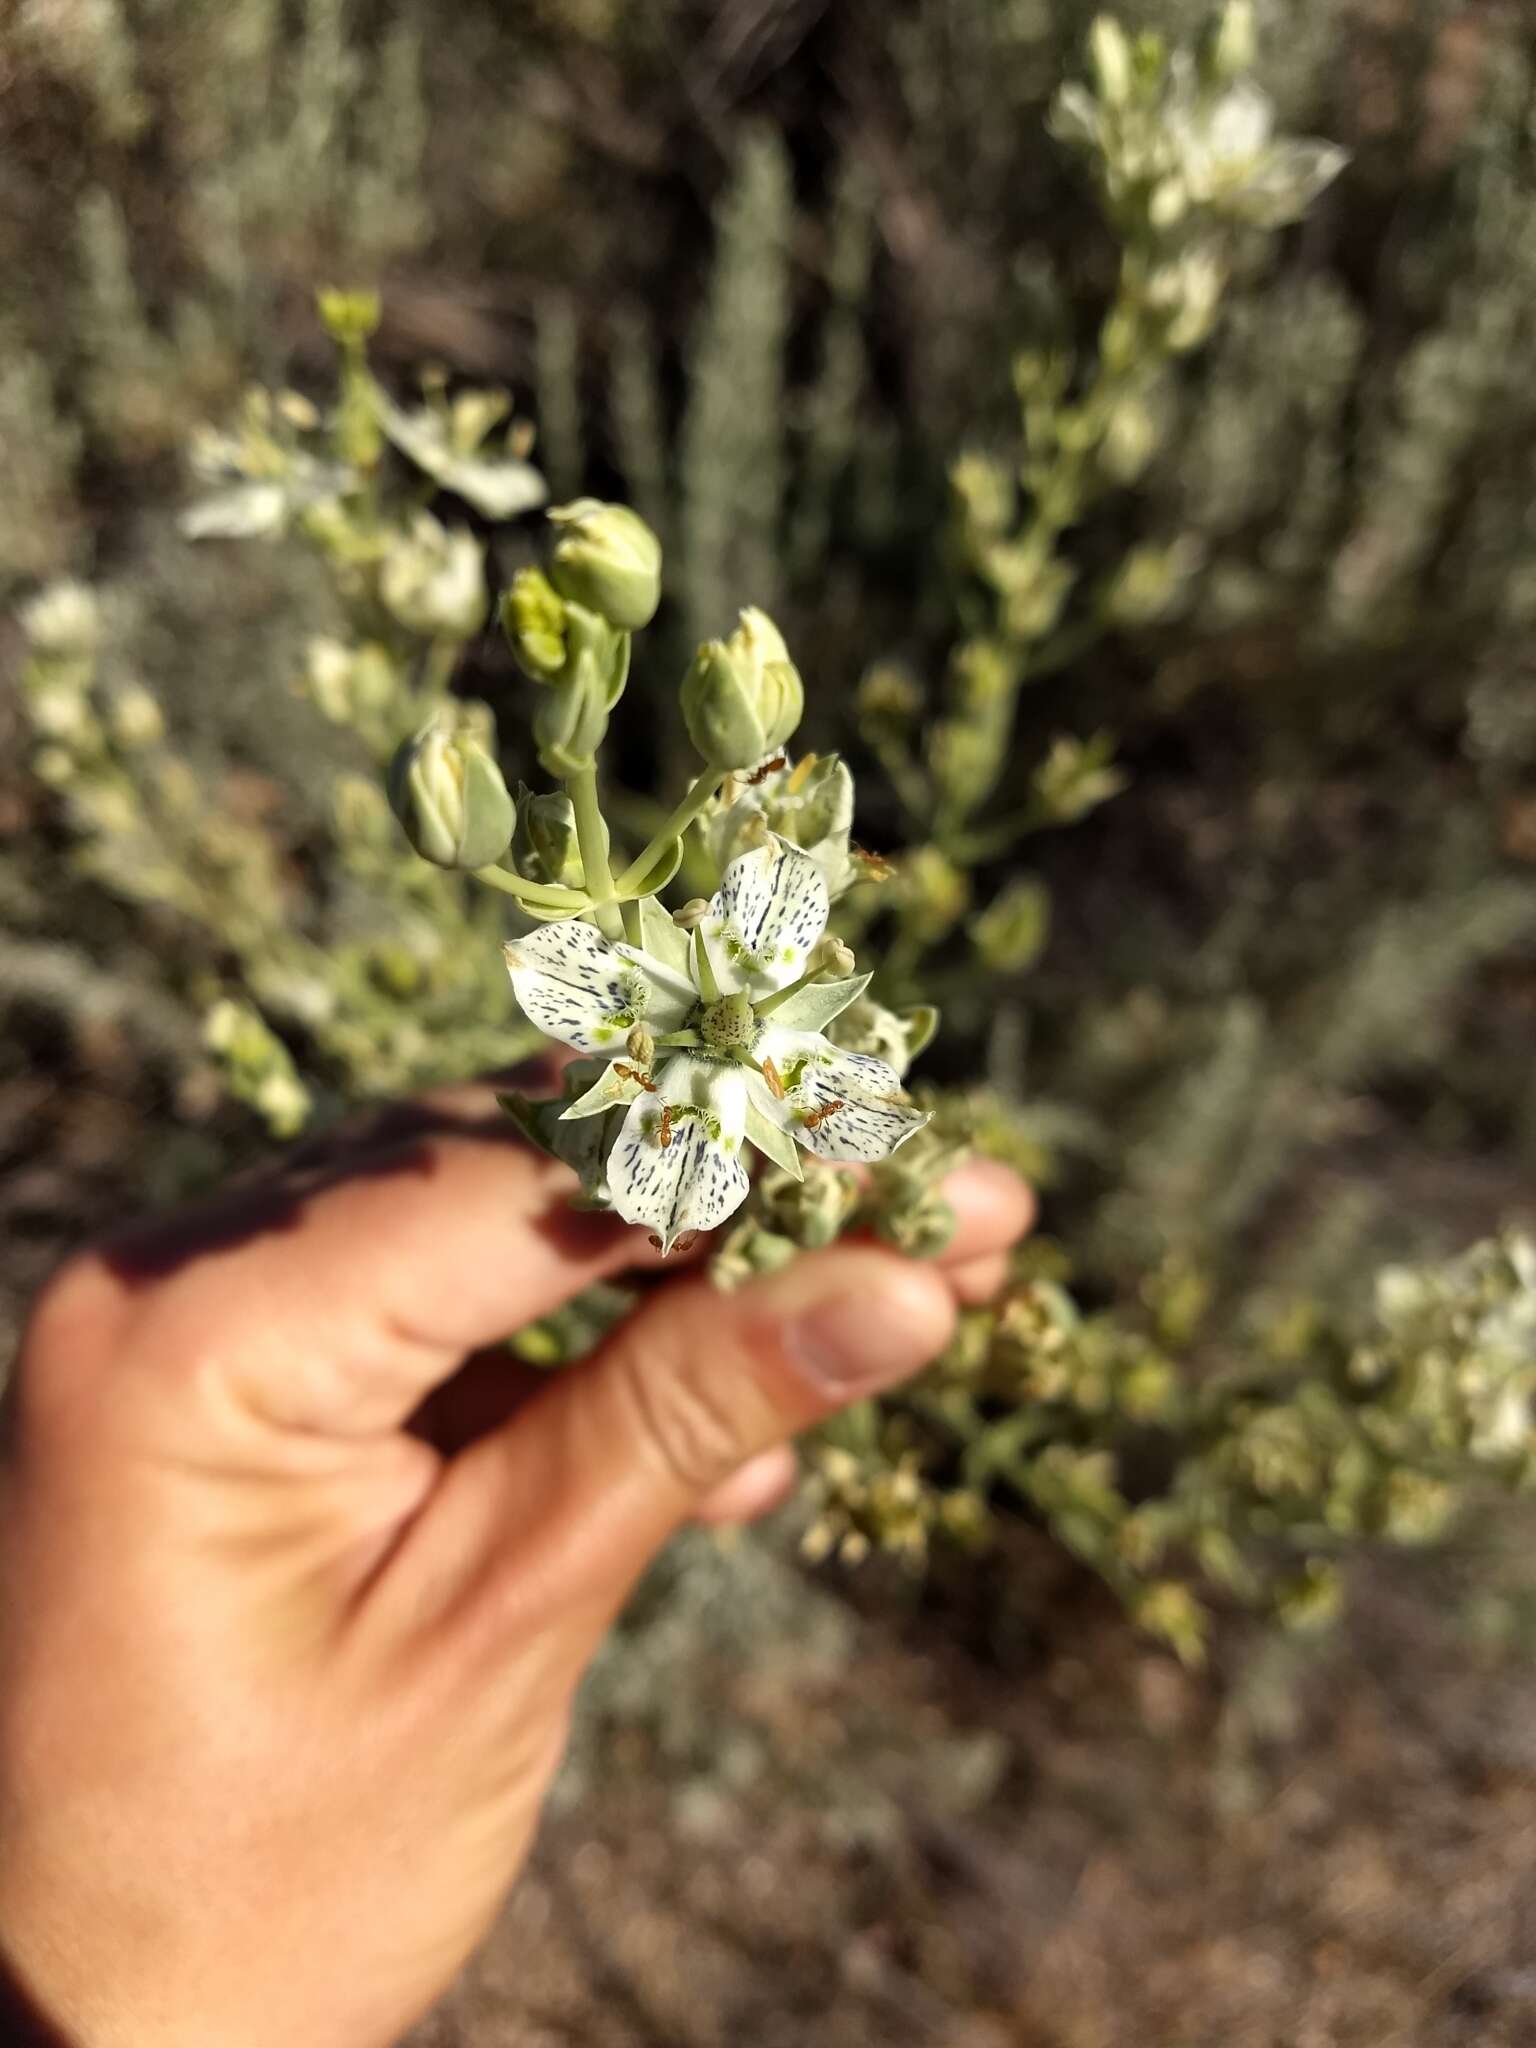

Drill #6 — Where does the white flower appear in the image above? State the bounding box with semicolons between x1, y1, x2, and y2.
377;512;488;639
705;751;858;898
504;837;930;1250
373;391;547;521
179;423;357;540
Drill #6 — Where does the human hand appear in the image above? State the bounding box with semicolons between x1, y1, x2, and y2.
0;1082;1032;2048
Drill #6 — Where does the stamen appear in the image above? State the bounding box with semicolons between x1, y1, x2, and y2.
760;1055;786;1100
786;753;817;793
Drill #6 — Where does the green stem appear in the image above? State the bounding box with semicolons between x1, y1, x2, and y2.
613;770;727;898
418;636;462;705
471;865;591;911
566;761;623;940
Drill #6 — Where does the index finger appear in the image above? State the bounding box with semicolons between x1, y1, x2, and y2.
55;1083;669;1440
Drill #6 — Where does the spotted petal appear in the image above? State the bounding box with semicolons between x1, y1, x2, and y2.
757;1028;930;1164
605;1056;751;1252
703;836;829;997
505;920;690;1054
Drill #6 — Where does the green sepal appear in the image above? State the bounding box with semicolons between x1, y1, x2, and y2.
901;1004;941;1062
637;894;693;977
745;1101;804;1180
623;835;684;903
762;972;871;1035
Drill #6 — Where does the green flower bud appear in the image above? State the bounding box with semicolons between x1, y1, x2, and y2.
1089;16;1132;105
973;876;1051;975
530;603;630;777
1208;0;1256;84
511;785;590;889
386;704;516;871
546;498;662;632
108;685;165;750
680;607;804;771
950;453;1016;551
757;1163;861;1250
501;567;570;683
316;287;381;347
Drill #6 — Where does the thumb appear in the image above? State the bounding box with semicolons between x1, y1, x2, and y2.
431;1244;957;1634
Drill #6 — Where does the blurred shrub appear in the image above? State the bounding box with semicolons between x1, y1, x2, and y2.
7;0;1536;1652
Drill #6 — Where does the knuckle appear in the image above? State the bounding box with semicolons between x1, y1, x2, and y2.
21;1248;130;1365
614;1327;751;1498
13;1249;135;1425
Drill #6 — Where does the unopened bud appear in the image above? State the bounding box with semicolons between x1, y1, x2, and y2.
1089;15;1132;104
680;607;804;771
1209;0;1256;81
511;786;589;889
108;685;165;750
758;1163;861;1250
529;604;630;777
316;287;381;347
547;498;662;632
972;876;1050;974
386;704;516;871
501;567;570;683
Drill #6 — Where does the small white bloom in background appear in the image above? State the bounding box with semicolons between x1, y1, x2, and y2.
19;580;102;655
373;390;547;521
504;836;929;1251
179;421;356;541
378;512;488;641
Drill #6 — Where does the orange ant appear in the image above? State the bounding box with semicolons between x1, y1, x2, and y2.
658;1104;676;1149
745;754;787;786
803;1098;845;1130
851;844;894;881
613;1063;657;1091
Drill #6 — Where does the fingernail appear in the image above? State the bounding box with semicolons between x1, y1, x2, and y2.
781;1265;953;1395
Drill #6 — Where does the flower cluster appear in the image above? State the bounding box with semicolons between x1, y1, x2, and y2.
478;499;939;1251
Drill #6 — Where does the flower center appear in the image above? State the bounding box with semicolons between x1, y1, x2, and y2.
699;991;757;1054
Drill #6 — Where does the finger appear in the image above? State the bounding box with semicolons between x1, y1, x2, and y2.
406;1242;958;1647
72;1085;673;1438
694;1445;799;1526
946;1252;1012;1306
932;1159;1036;1267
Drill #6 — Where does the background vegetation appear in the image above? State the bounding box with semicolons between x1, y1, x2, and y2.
5;2;1536;2039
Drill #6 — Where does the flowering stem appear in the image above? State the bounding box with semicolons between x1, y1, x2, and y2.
613;770;727;899
418;636;461;705
566;762;624;941
472;866;590;911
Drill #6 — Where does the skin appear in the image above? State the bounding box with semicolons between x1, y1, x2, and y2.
0;1081;1033;2048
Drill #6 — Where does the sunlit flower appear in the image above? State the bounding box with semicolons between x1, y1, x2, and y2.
373;390;547;520
504;837;929;1249
706;751;858;898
